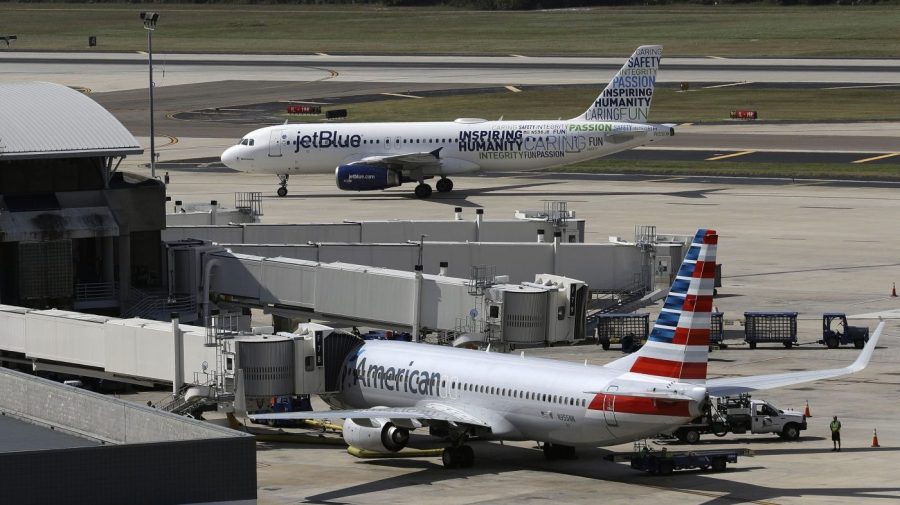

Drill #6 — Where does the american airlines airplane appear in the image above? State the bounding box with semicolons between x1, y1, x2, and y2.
251;230;884;468
220;45;672;198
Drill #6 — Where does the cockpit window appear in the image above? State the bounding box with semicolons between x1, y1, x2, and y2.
249;139;255;146
240;138;248;145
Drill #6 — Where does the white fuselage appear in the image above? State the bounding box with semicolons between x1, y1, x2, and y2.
325;340;699;447
221;119;673;177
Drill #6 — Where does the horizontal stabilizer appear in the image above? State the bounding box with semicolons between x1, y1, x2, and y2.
583;389;696;401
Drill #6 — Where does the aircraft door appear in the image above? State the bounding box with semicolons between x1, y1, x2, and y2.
384;137;391;150
604;386;618;427
269;129;284;157
394;136;401;151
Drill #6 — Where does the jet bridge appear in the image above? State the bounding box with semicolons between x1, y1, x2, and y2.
202;249;587;346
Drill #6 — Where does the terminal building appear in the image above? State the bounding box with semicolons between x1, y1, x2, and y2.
0;82;165;313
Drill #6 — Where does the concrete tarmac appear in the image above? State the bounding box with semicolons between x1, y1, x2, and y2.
132;154;900;504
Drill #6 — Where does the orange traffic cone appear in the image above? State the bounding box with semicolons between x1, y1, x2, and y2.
893;283;898;297
872;428;881;448
804;401;812;418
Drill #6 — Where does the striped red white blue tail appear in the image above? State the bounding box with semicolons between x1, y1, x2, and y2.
606;229;717;383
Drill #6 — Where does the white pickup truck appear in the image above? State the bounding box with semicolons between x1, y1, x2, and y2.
672;394;807;444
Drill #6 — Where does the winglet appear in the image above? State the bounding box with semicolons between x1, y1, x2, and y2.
429;147;443;159
706;320;886;396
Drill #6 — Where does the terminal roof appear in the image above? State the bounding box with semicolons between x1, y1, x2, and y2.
0;82;142;160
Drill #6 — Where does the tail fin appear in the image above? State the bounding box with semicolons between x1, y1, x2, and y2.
574;45;662;123
606;229;717;383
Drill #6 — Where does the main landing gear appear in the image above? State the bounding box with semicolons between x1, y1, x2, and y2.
441;426;474;469
414;177;453;199
414;183;432;199
436;177;453;193
542;442;577;460
442;445;474;469
276;174;289;197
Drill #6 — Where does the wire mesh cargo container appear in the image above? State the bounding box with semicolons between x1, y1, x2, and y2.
744;312;798;349
594;313;649;353
710;312;725;348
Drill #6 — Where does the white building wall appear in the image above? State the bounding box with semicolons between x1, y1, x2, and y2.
162;226;244;243
0;305;29;353
359;220;475;243
318;244;418;271
244;223;360;244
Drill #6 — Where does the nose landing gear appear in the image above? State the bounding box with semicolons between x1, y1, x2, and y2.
276;174;289;197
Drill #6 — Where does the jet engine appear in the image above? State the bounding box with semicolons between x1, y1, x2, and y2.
342;417;410;452
335;164;401;191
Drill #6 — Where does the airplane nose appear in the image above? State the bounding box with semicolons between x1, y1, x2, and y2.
221;146;240;170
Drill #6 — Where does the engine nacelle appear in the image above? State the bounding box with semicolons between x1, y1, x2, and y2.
335;164;401;191
342;417;410;453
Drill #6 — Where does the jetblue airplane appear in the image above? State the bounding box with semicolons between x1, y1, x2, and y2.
221;45;672;198
251;230;884;468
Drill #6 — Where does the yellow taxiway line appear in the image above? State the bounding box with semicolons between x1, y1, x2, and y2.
706;150;755;161
852;152;900;164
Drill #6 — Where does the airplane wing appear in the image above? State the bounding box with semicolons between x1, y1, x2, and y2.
707;321;885;396
354;148;442;168
249;401;492;428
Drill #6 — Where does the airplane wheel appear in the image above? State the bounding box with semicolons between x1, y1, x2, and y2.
414;183;433;199
277;187;288;197
436;178;453;192
442;447;461;469
683;428;701;444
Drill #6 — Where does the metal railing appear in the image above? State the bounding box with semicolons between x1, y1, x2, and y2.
74;282;118;301
235;191;263;217
122;287;197;320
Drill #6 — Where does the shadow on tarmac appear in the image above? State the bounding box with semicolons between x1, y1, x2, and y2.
295;440;900;504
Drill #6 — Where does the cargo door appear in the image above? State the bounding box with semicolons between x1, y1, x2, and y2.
604;386;618;427
268;129;284;157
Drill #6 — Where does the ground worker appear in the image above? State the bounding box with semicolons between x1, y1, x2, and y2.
830;415;842;451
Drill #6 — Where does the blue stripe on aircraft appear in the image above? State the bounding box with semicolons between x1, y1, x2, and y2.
671;278;691;293
677;262;696;278
685;246;701;261
663;297;684;311
648;326;675;343
656;311;681;328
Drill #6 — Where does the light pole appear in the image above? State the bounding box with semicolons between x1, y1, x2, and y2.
140;12;159;180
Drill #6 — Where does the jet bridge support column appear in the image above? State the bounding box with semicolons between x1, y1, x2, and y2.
412;264;423;342
172;312;184;396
